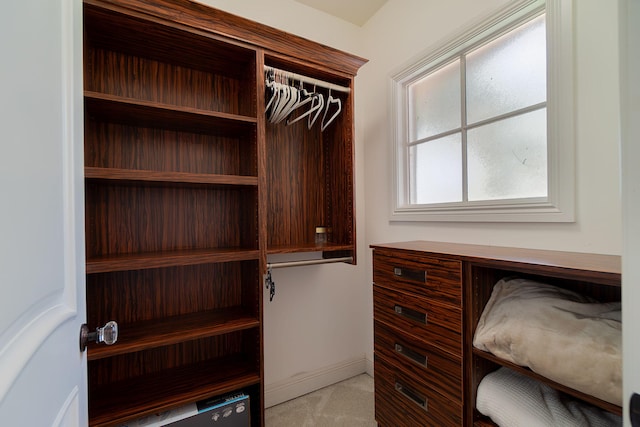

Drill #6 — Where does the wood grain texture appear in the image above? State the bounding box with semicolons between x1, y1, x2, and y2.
267;242;354;255
88;331;259;386
265;84;355;258
322;88;355;258
85;168;258;186
84;4;257;116
266;119;323;248
89;356;261;426
375;320;462;402
372;241;621;285
374;285;462;356
88;309;260;360
85;248;260;274
371;242;622;426
84;92;257;135
84;0;367;77
84;182;258;258
83;0;366;424
375;354;462;427
87;261;259;325
373;250;462;305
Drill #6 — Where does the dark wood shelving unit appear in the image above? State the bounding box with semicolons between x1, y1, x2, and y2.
83;1;263;424
89;357;261;427
83;0;366;425
370;241;622;426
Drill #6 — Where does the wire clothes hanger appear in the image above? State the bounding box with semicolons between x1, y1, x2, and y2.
264;66;349;130
321;89;342;132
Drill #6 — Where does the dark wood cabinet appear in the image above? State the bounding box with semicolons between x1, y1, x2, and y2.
371;241;621;427
83;1;366;425
373;245;463;426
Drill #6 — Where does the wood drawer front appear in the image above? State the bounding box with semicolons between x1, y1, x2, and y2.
375;320;461;402
375;354;462;427
373;252;461;305
374;285;461;355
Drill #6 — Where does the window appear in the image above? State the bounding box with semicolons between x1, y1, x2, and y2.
391;0;574;222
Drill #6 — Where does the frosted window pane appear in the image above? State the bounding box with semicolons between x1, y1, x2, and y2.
411;133;462;204
408;60;461;141
467;109;547;201
466;15;546;124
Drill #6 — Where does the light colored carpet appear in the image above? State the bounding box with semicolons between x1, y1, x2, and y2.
265;374;376;427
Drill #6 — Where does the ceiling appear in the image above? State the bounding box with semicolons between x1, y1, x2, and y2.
293;0;388;26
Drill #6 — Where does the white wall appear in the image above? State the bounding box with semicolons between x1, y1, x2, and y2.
360;0;621;254
195;0;623;407
359;0;622;376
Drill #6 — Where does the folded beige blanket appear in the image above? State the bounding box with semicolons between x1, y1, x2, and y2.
473;277;621;406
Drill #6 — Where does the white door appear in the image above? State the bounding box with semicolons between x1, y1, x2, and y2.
622;0;640;425
0;0;87;426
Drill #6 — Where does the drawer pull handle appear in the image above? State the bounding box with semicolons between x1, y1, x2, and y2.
395;381;428;411
393;266;427;283
394;305;428;324
395;343;427;367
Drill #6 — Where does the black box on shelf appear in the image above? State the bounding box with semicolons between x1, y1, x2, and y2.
167;393;250;427
119;393;250;427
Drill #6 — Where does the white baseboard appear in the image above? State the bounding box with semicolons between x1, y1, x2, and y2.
365;356;374;377
264;357;368;408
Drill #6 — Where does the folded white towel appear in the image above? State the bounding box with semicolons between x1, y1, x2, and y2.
477;367;621;427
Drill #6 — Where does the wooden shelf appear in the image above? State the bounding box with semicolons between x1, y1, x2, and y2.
88;308;260;360
84;91;256;134
89;357;261;427
473;419;497;427
85;167;258;187
86;248;260;274
83;0;365;425
472;348;622;416
267;242;354;255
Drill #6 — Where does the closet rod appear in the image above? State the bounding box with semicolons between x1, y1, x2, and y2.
264;65;351;94
267;256;353;269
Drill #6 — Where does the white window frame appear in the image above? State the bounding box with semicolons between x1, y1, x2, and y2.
390;0;574;222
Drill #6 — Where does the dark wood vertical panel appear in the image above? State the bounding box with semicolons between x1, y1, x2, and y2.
86;261;260;325
323;87;354;250
254;48;267;427
85;183;258;258
84;118;256;177
266;119;324;248
88;331;258;386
